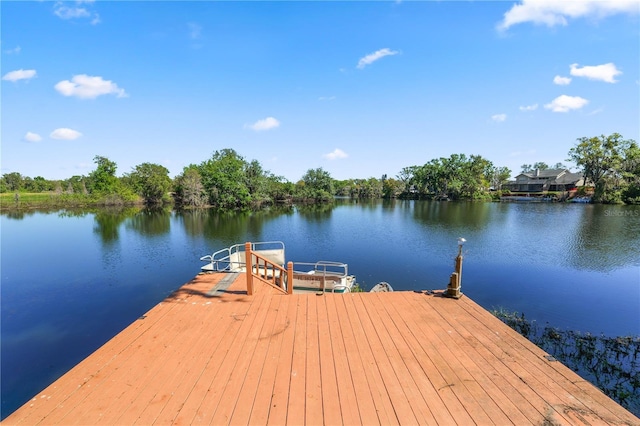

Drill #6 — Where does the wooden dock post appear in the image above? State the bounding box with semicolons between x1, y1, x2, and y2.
245;242;253;295
287;261;294;294
445;238;464;299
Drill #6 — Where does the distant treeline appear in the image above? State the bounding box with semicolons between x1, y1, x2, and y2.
2;133;639;208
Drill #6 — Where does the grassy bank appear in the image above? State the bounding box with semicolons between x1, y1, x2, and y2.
0;192;147;210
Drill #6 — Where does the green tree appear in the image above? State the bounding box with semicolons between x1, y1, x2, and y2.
408;154;495;200
24;176;52;192
382;176;403;198
87;156;119;194
298;168;334;201
2;172;23;192
521;162;549;173
396;166;420;197
621;141;640;204
64;176;89;194
345;177;383;198
173;167;207;207
490;166;512;191
567;133;637;203
127;163;172;204
197;149;251;209
533;162;549;171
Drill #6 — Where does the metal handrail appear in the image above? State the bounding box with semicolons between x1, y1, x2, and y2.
291;261;350;293
201;241;284;272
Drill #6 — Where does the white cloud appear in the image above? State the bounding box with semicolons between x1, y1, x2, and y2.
23;132;42;142
570;63;622;83
357;48;399;69
319;96;336;101
54;1;100;25
519;104;538;111
50;128;83;140
323;149;348;160
544;95;589;112
491;114;507;122
55;74;128;99
4;46;21;55
246;117;280;131
553;75;572;85
2;69;37;82
497;0;640;31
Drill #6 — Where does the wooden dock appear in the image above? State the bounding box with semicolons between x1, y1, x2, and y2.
4;273;638;425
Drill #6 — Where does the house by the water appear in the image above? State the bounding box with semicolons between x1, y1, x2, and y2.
502;169;587;201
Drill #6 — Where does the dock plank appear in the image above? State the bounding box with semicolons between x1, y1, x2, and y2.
373;292;458;425
250;295;296;426
401;293;514;425
3;273;638;426
457;295;640;425
324;294;362;426
158;277;262;425
351;293;417;424
419;293;549;424
304;294;324;425
282;295;307;426
227;294;284;425
341;294;399;425
202;287;275;425
362;293;437;425
10;290;186;426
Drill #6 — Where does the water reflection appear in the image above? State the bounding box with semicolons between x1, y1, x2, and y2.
93;207;140;244
568;205;640;271
295;202;335;221
412;200;494;231
175;206;294;244
125;208;171;237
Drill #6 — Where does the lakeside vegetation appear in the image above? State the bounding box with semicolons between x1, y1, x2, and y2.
493;309;640;416
2;133;639;210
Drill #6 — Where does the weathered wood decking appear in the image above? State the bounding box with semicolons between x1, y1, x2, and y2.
4;273;638;425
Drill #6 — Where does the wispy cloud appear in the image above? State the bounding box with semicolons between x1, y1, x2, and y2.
50;128;83;140
491;114;507;122
188;22;202;39
553;75;572;85
570;63;622;83
323;148;348;160
544;95;589;112
55;75;128;99
2;69;37;82
497;0;640;31
318;96;336;101
23;132;42;142
357;48;399;69
519;103;538;111
4;46;21;55
246;117;280;132
54;1;100;25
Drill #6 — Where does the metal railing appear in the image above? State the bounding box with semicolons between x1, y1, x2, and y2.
290;261;351;293
200;241;284;273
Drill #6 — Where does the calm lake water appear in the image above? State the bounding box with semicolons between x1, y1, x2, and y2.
1;200;639;418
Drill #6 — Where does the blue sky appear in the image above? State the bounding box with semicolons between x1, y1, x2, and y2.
2;1;639;182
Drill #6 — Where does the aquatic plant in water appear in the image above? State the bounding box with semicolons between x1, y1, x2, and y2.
492;309;640;417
